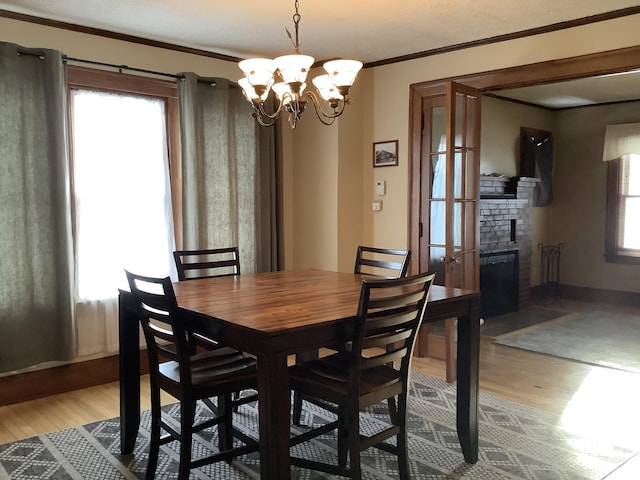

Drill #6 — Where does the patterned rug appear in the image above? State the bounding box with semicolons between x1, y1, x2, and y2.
495;310;640;373
1;372;637;479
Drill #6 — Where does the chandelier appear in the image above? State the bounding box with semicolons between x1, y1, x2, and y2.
238;0;362;129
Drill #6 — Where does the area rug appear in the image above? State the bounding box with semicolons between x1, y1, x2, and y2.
495;310;640;373
1;372;637;479
480;306;567;337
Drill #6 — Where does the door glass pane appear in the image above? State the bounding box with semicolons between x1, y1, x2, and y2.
430;200;446;245
428;246;446;286
431;106;446;152
454;93;466;148
453;201;462;249
454;151;463;198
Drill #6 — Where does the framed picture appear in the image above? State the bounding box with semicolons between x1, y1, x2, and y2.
373;140;398;167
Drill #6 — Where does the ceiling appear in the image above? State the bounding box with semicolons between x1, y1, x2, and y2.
1;1;640;107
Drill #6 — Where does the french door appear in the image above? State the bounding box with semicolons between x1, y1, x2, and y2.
409;81;481;380
421;82;481;290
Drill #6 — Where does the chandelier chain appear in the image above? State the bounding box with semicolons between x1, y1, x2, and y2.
291;0;301;53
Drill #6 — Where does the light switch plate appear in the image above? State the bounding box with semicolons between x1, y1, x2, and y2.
372;200;382;211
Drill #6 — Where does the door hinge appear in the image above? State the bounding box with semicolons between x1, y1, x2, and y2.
419;222;423;238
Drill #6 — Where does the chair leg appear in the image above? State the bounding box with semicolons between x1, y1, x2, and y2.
387;395;398;424
217;394;234;454
346;405;362;480
145;386;162;480
396;393;410;479
337;405;348;468
292;391;303;425
178;400;195;480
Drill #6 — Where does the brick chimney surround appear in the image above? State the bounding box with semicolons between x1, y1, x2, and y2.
479;175;539;312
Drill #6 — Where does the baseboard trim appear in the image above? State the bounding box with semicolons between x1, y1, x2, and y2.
0;352;149;406
530;284;640;306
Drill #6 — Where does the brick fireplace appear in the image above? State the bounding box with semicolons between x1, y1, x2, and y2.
479;176;538;316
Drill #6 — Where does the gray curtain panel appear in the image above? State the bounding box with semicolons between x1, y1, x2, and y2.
0;42;77;373
178;73;281;273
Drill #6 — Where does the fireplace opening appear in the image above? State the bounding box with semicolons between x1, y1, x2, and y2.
480;250;519;318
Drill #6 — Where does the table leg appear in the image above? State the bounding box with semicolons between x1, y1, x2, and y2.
119;291;140;454
257;351;291;479
455;301;480;463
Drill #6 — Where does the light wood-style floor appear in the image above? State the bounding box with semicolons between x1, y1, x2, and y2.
1;299;639;478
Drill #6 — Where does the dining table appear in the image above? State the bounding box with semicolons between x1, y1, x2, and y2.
118;269;481;479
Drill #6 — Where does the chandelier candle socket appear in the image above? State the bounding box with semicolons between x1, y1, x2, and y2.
238;0;362;128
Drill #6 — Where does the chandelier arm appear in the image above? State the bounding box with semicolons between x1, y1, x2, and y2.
254;112;278;127
256;99;285;121
303;91;346;125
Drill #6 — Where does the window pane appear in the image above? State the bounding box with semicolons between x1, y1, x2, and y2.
71;89;175;300
627;154;640;195
622;197;640;249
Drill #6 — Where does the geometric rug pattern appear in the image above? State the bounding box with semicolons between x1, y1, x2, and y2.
495;310;640;374
1;371;637;479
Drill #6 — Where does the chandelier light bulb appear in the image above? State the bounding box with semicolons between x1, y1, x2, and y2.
238;58;277;88
312;75;343;102
323;59;363;87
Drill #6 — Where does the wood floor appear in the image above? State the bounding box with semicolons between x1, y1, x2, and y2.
1;299;639;478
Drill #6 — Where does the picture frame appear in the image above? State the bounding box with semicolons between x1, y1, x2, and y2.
373;140;398;167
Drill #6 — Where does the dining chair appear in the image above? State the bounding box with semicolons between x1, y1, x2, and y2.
173;247;258;409
289;271;436;479
291;245;412;425
125;270;259;480
353;245;411;279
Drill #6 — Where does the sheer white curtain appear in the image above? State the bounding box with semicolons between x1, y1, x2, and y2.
71;89;176;355
0;43;76;373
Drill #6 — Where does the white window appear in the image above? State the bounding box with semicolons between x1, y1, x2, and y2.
70;88;176;300
618;154;640;250
606;153;640;263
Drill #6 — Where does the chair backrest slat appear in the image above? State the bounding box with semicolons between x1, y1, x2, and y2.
354;246;410;279
173;247;241;281
350;272;435;381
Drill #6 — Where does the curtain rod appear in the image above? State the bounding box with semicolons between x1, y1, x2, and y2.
63;55;181;79
15;48;239;87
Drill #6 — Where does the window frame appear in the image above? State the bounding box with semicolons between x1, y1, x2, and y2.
605;155;640;264
66;66;183;247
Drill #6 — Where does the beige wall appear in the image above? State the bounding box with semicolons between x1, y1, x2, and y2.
0;17;240;80
554;101;640;291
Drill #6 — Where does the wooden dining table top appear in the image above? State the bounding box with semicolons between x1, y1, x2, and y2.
172;268;477;336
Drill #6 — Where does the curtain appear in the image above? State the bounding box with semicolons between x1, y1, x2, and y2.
178;73;281;273
602;123;640;161
0;43;76;373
